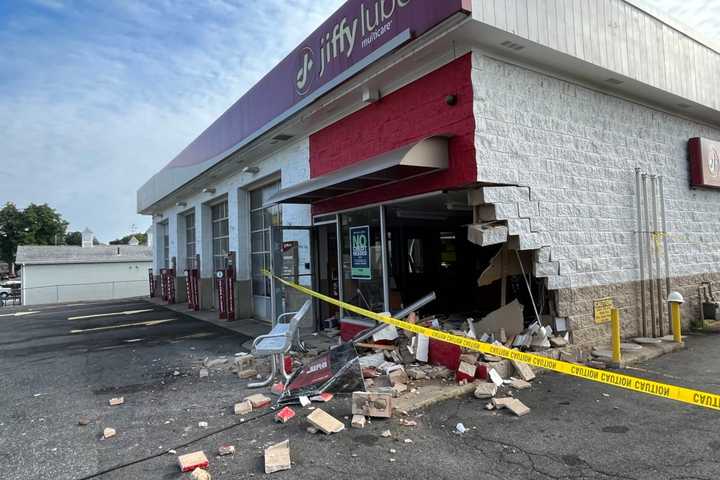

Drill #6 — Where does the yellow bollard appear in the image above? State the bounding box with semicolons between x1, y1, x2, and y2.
668;291;685;344
611;308;621;364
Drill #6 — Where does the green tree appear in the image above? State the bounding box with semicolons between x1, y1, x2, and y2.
65;231;83;246
110;233;148;245
0;202;69;271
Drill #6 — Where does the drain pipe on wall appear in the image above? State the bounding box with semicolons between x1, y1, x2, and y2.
650;175;665;337
635;168;647;337
642;173;657;337
658;176;673;333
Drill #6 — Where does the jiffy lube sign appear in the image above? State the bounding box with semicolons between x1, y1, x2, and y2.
164;0;469;169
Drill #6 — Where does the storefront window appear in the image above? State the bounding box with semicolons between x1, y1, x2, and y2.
211;201;229;271
160;222;170;269
185;212;196;269
340;207;385;314
250;181;282;298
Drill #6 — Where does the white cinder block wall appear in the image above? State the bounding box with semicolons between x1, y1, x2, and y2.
472;52;720;345
151;139;311;319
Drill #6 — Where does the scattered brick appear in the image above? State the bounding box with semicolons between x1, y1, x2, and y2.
307;409;345;434
190;467;211;480
474;383;498;399
102;427;116;439
178;451;209;472
217;445;235;456
510;360;536;381
264;440;291;474
243;394;271;409
351;415;367;429
352;392;393;418
109;397;124;406
275;406;296;424
234;400;252;416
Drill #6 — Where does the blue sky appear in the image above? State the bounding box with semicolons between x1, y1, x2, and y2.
0;0;717;242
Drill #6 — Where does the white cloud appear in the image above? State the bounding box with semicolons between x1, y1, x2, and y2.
0;0;343;241
646;0;720;41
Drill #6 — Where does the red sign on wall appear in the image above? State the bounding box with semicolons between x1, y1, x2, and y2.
689;138;720;189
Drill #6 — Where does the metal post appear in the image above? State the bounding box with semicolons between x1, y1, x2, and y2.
650;175;664;336
635;168;647;337
658;176;673;334
514;250;542;325
668;291;684;344
642;174;657;337
380;205;390;314
611;308;622;365
336;214;343;320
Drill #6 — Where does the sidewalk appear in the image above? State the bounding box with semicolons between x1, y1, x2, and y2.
147;297;337;351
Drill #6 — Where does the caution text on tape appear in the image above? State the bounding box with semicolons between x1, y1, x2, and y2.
263;270;720;411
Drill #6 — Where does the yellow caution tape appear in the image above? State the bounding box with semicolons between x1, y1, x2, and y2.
263;270;720;411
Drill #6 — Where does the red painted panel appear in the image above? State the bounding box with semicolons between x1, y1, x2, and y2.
310;54;476;215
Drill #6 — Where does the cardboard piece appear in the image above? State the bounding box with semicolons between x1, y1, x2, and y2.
472;300;525;339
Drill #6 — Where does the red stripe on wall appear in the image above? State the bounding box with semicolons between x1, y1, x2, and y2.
310;54;476;215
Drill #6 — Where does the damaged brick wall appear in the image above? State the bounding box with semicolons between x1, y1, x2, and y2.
472;51;720;346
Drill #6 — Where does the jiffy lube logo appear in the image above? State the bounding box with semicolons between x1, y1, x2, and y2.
295;0;412;96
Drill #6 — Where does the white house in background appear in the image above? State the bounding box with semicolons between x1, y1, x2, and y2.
15;229;152;306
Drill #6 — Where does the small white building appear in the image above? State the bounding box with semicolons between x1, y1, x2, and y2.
16;230;152;305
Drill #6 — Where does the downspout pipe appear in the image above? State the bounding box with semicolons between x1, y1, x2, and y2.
642;174;657;337
658;176;672;334
650;175;665;337
635;168;647;337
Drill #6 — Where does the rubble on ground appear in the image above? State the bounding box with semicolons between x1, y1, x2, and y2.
265;440;291;474
178;451;209;472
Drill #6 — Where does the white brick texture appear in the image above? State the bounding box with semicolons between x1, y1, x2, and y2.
472;52;720;290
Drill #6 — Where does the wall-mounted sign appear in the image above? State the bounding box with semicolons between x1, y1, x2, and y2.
594;297;614;324
350;226;371;280
689;137;720;189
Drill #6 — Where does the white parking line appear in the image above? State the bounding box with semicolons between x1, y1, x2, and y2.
0;311;39;317
70;319;175;334
68;309;154;321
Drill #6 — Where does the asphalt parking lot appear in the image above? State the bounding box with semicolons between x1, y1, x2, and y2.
1;299;720;480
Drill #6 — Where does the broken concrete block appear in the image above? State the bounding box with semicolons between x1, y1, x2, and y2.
205;357;228;368
275;407;296;424
381;429;392;438
489;368;504;387
178;451;209;472
351;415;367;429
549;336;568;348
238;368;258;379
391;383;408;397
506;399;530;416
199;368;209;378
511;360;536;381
510;378;532;390
415;334;429;362
109;397;124;406
473;300;524;338
388;368;409;386
217;445;235;456
491;397;515;410
406;367;428;380
352;392;393;418
264;440;291;474
190;468;212;480
456;361;477;383
299;396;311;407
234;400;252;416
234;354;255;370
190;467;211;480
243;394;271;409
473;383;498;399
460;353;480;364
307;408;345;434
102;427;116;439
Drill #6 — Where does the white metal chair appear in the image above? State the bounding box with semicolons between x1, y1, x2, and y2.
248;300;312;388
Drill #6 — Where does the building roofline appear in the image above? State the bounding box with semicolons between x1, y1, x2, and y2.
624;0;720;55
